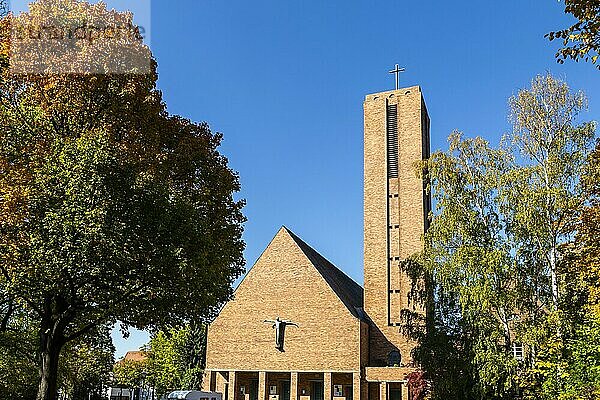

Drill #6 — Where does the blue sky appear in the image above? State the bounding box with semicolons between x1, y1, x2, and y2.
17;0;597;357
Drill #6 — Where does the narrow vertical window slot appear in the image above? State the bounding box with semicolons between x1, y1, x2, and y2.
386;104;398;178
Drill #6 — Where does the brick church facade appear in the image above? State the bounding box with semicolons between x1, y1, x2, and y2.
203;85;431;400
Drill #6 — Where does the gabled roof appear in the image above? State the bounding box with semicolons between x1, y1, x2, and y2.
117;350;147;364
283;226;365;320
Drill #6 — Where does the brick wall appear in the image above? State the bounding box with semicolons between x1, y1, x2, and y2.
206;227;362;372
363;86;429;366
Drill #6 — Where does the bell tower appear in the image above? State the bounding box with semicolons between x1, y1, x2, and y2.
363;85;430;366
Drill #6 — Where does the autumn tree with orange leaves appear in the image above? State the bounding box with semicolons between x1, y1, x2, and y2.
0;1;246;400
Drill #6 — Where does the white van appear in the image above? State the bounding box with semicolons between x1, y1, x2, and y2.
168;391;223;400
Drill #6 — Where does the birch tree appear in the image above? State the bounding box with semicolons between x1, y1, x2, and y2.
417;74;596;399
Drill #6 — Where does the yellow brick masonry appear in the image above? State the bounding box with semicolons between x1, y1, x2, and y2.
363;86;429;367
203;85;431;400
205;227;362;372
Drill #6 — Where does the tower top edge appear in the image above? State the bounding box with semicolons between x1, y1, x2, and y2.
364;85;423;101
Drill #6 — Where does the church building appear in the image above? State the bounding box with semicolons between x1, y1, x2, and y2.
202;82;431;400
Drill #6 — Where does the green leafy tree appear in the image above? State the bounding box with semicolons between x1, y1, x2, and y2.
147;329;186;396
419;133;520;399
415;74;596;399
0;1;246;399
558;144;600;399
58;325;115;400
180;322;208;389
503;73;595;399
0;302;39;400
146;323;207;397
547;0;600;68
0;301;114;400
113;356;149;392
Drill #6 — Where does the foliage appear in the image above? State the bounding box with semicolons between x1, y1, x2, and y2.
419;132;521;399
0;303;39;400
547;0;600;68
146;323;207;397
508;73;596;399
414;74;597;399
0;1;246;399
578;143;600;323
113;356;149;389
406;370;429;400
557;143;600;399
59;325;115;400
0;307;115;400
179;322;208;389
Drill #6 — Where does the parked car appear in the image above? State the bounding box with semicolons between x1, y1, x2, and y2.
167;391;223;400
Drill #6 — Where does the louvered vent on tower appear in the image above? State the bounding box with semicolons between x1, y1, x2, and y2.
386;104;399;178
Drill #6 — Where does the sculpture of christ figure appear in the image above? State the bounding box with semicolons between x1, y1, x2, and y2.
263;317;299;352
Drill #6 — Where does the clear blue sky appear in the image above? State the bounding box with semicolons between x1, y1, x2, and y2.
30;0;596;358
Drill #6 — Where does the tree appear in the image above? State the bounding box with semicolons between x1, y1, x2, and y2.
147;329;186;396
504;74;595;398
0;1;246;399
0;299;114;400
180;321;208;390
58;325;115;400
547;0;600;68
146;323;207;398
406;370;429;400
558;143;600;399
419;133;521;399
113;356;150;394
416;74;596;399
0;303;39;400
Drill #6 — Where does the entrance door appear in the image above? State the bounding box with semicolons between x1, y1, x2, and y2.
345;386;353;400
281;381;291;400
389;389;401;400
311;382;324;400
250;379;259;400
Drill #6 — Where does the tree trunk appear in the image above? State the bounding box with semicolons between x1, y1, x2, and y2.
36;328;64;400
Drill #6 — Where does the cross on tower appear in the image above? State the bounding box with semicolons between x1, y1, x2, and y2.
388;64;405;90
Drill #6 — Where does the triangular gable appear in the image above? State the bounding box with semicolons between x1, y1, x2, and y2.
284;227;364;319
206;226;363;372
224;226;363;321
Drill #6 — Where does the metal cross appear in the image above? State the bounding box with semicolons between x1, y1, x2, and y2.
388;64;405;90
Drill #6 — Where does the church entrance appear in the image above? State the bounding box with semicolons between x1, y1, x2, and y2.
280;381;290;400
249;379;258;400
389;389;401;400
311;381;324;400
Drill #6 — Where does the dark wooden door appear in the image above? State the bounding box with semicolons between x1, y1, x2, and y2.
250;379;259;400
311;382;324;400
281;381;291;400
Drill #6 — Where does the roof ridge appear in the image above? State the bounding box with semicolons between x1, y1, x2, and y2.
283;227;364;320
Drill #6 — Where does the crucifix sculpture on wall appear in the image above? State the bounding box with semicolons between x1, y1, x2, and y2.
263;317;299;352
